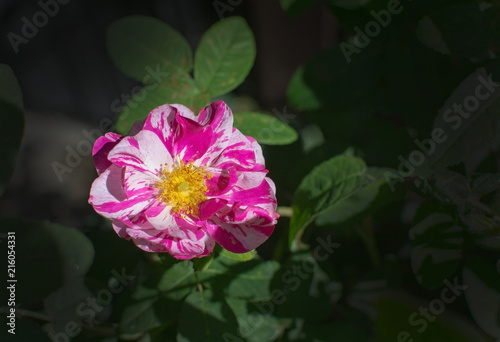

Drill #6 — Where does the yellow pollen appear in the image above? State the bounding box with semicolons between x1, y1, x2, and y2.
156;159;212;217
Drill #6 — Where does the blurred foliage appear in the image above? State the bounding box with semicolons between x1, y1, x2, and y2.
2;1;500;341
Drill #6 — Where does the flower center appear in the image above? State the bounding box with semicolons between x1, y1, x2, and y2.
156;159;212;217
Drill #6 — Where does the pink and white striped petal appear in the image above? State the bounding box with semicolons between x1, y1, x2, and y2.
89;165;155;222
108;130;173;175
211;129;265;171
92;132;123;174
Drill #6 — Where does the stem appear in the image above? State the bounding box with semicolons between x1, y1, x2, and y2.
355;217;381;269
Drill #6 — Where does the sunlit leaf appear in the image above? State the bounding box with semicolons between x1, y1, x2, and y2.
233;112;298;145
194;16;256;97
289;154;367;244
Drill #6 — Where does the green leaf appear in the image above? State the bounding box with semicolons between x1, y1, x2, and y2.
289;154;367;245
226;297;284;342
463;256;500;338
114;71;202;134
327;0;372;10
194;16;256;97
0;64;24;197
200;256;279;301
220;249;256;262
193;253;215;272
119;295;181;334
287;321;368;341
410;213;464;289
279;0;320;16
177;289;240;342
43;280;94;335
286;43;382;111
107;15;193;82
426;64;500;173
268;252;332;322
0;219;94;303
375;292;488;342
416;4;500;63
119;261;196;334
315;167;403;230
157;261;196;300
233;112;298;145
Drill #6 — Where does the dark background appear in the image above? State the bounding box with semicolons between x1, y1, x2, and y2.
0;0;337;228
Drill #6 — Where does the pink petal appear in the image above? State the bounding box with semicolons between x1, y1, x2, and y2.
108;130;173;175
141;104;178;155
211;129;265;171
123;166;158;198
89;165;155;222
92;132;123;174
206;212;275;253
174;101;234;165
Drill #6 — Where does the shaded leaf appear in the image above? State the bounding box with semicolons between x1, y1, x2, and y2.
226;297;284;342
200;256;279;301
463;256;500;339
286;43;382;111
177;289;239;342
279;0;320;16
0;219;94;303
376;291;487;342
0;64;24;197
416;4;500;63
107;15;192;82
114;71;201;134
410;213;463;289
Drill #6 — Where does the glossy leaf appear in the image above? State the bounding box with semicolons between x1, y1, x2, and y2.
233;112;298;145
194;16;256;96
289;154;367;244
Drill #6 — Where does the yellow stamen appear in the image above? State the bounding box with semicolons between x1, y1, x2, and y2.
156;159;212;217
